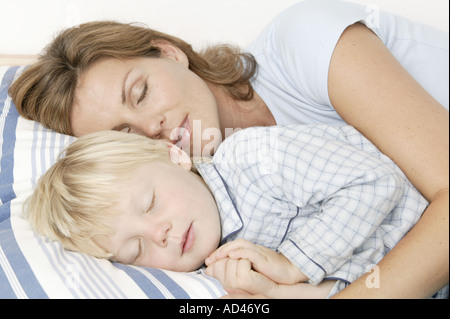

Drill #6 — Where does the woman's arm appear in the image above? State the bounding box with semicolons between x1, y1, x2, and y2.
221;280;337;299
328;23;449;298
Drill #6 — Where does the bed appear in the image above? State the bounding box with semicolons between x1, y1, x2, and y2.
0;57;226;298
1;0;448;300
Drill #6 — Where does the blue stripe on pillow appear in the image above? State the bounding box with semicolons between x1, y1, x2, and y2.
113;263;190;299
0;216;22;299
0;218;48;298
0;66;49;298
0;253;18;298
113;263;167;298
147;267;191;298
0;66;20;213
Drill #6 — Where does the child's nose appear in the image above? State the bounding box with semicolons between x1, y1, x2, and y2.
149;221;172;247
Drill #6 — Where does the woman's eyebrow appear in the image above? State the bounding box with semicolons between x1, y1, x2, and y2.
122;69;133;104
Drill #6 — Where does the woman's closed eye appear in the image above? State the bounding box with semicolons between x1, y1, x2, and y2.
136;81;149;105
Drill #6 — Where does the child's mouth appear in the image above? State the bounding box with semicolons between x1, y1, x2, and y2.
181;222;194;254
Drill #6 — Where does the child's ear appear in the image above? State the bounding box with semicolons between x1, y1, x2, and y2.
167;143;192;170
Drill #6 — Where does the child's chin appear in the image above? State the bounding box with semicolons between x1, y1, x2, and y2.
166;261;203;273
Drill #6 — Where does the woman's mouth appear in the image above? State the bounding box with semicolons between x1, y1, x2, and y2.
171;115;191;150
181;223;195;255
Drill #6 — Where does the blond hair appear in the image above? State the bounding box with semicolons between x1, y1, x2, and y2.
9;21;257;135
25;131;172;259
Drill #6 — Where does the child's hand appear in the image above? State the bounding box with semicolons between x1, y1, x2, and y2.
205;239;308;285
205;256;277;296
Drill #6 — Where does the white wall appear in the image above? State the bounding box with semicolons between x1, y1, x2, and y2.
0;0;448;55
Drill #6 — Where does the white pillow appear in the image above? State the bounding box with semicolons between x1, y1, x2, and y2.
0;65;226;298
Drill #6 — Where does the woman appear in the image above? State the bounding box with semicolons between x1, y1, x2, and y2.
9;0;448;298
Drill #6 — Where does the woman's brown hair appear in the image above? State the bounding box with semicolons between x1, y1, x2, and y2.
9;21;257;135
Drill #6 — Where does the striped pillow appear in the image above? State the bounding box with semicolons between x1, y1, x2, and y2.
0;65;225;299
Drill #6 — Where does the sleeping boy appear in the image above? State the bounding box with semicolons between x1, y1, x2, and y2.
25;124;442;298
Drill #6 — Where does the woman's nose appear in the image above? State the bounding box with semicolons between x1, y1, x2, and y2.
143;114;165;139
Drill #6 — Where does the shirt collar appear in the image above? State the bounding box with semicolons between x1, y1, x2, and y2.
195;162;243;242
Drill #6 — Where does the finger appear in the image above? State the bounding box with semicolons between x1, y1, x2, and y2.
224;258;253;290
227;247;269;270
205;258;228;282
227;247;288;284
227;259;256;293
236;258;252;277
205;239;256;265
235;259;277;296
222;239;257;254
224;288;251;295
205;258;244;290
225;258;240;288
205;245;230;265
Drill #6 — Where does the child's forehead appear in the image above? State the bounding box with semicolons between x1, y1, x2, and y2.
107;158;170;179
